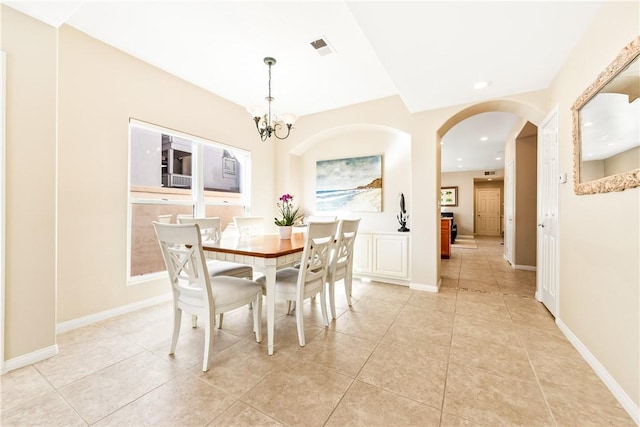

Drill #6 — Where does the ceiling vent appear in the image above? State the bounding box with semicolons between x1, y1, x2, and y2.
310;37;335;56
484;170;497;176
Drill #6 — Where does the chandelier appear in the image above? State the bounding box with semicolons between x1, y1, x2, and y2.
246;57;297;142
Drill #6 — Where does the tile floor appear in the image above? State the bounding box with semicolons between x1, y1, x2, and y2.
1;237;635;426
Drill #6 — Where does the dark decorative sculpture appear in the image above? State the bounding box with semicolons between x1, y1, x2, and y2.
397;193;410;232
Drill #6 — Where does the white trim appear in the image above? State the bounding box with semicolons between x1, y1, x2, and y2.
354;274;410;287
513;264;536;271
0;51;6;374
410;280;440;293
56;293;172;334
2;345;59;375
557;319;639;425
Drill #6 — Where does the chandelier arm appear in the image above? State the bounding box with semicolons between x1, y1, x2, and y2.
273;123;293;140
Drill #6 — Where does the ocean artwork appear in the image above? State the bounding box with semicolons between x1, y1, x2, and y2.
316;155;382;212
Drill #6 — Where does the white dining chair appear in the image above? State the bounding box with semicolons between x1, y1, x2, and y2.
233;216;264;237
153;222;263;372
178;217;254;328
176;213;194;222
157;214;173;224
257;220;338;347
305;215;337;223
327;218;360;319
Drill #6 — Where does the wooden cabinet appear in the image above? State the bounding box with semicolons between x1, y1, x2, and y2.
354;232;410;285
441;218;452;259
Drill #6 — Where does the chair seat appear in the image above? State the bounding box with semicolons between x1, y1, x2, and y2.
256;267;322;299
210;276;263;308
206;260;253;278
256;267;297;295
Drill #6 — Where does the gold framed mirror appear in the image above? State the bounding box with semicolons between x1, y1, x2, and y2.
572;36;640;195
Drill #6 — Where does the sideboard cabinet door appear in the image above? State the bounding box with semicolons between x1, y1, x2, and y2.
354;232;410;283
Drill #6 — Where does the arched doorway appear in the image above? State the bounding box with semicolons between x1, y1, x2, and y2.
436;99;547;287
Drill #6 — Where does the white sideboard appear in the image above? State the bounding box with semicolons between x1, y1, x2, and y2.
353;232;410;285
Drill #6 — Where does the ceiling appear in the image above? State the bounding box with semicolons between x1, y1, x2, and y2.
4;0;604;172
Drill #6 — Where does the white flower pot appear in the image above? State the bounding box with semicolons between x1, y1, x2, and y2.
278;226;292;239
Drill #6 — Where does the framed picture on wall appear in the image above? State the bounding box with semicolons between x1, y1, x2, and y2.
441;186;458;207
315;154;382;212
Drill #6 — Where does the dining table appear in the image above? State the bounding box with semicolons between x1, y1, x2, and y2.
201;232;306;355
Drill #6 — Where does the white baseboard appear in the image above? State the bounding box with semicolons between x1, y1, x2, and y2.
56;293;172;334
354;274;410;287
2;344;58;374
556;319;639;425
514;264;536;271
410;280;440;293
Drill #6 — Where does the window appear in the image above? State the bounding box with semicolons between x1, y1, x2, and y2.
128;120;250;282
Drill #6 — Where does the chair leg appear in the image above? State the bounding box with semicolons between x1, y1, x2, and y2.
319;288;329;327
295;298;305;347
345;274;353;307
218;313;224;329
169;308;182;355
254;294;263;343
202;313;215;372
287;300;296;315
328;280;337;319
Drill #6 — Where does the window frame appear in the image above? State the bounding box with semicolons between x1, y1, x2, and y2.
127;119;251;284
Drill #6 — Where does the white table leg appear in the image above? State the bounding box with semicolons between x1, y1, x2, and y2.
265;263;277;356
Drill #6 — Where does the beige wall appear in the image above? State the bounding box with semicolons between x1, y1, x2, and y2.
604;146;640;177
284;94;545;290
515;131;537;267
1;6;57;360
582;146;640;181
581;158;606;182
441;170;505;236
296;127;411;233
55;25;278;323
548;1;639;406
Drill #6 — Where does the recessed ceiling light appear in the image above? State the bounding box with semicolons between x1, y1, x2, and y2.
473;81;491;90
457;158;463;161
495;157;502;160
587;153;595;157
583;122;593;127
480;136;488;141
458;165;463;168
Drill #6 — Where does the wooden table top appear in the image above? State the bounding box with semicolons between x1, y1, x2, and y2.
202;233;306;258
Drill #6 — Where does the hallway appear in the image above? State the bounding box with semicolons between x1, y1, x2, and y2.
0;237;634;426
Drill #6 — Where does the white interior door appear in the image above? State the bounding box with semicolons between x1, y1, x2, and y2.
537;107;559;316
476;188;500;236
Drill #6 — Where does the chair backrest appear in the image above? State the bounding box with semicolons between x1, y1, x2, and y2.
176;213;194;221
297;221;340;297
157;214;173;224
330;218;361;281
305;215;337;223
152;222;213;312
233;216;264;236
178;217;221;242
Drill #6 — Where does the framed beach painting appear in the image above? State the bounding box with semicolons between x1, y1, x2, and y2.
441;186;458;207
316;155;382;212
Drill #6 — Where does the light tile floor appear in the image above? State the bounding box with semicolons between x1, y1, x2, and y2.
1;237;635;426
